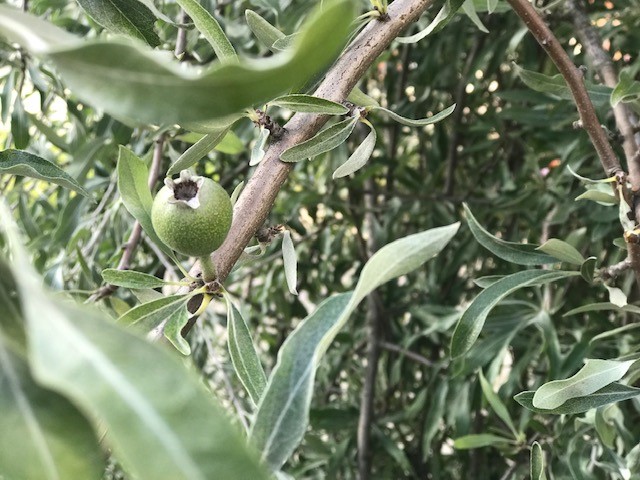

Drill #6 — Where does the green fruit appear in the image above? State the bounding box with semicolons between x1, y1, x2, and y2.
151;171;232;257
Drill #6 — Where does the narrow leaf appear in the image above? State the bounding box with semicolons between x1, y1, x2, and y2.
101;268;173;289
453;433;512;450
515;383;640;414
251;223;459;470
11;97;30;149
76;0;160;46
167;127;229;176
282;230;298;295
230;181;244;205
176;0;236;61
0;2;354;124
462;0;488;33
536;239;585;265
575;189;617;204
532;359;635;410
117;295;191;332
163;305;191;355
333;123;376;178
245;10;285;51
450;270;579;358
464;203;556;265
514;63;612;106
347;86;379;107
225;295;267;406
370;103;455;127
397;0;466;44
117;147;175;258
531;442;547;480
479;370;518;438
611;69;640;107
0;149;90;198
280;116;358;163
271;94;349;114
250;127;269;167
605;285;627;308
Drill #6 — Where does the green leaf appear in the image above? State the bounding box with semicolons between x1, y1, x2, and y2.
250;293;352;470
453;433;512;450
531;442;547;480
580;256;597;283
117;294;191;332
215;131;244;154
163;305;191;355
605;285;627;308
250;127;269;167
225;295;267;407
450;270;579;358
536;239;585;265
370;103;456;127
0;337;103;480
464;204;557;265
514;63;612;106
117;147;175;259
251;223;459;470
0;2;354;125
0;149;91;198
575;189;617;204
333;122;376;178
515;383;640;414
487;0;499;14
563;302;640;316
76;0;160;46
0;203;270;480
462;0;488;33
282;230;298;295
245;10;285;51
347;86;379;107
611;69;640;107
101;268;177;289
11;97;30;150
271;94;348;114
533;359;635;409
479;370;518;438
280;116;358;163
167;127;230;176
397;0;465;43
230;181;244;205
176;0;236;61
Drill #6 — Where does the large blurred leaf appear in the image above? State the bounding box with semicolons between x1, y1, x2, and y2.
0;2;354;124
450;270;579;358
464;204;556;265
0;149;91;198
76;0;160;46
532;359;635;410
250;223;459;470
0;204;270;480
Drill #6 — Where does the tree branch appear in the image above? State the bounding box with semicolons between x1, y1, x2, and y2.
186;0;437;288
505;0;621;177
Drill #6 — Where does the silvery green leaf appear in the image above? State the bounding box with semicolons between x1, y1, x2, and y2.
163;305;191;355
245;9;285;51
250;127;269;166
176;0;236;61
167;127;230;176
333;123;376;178
0;149;90;198
101;268;175;289
280;116;358;163
370;103;455;127
397;0;465;44
282;230;298;295
271;94;348;114
225;295;267;406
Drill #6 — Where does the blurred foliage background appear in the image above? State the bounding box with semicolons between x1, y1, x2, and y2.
2;0;640;478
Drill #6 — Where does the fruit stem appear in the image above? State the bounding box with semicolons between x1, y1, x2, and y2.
198;255;217;282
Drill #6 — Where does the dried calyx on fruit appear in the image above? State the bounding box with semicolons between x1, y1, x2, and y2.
151;170;232;282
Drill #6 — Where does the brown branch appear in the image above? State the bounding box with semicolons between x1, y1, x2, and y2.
88;136;165;302
505;0;621;177
177;0;438;321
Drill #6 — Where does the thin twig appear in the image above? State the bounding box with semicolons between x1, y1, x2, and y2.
378;341;434;367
